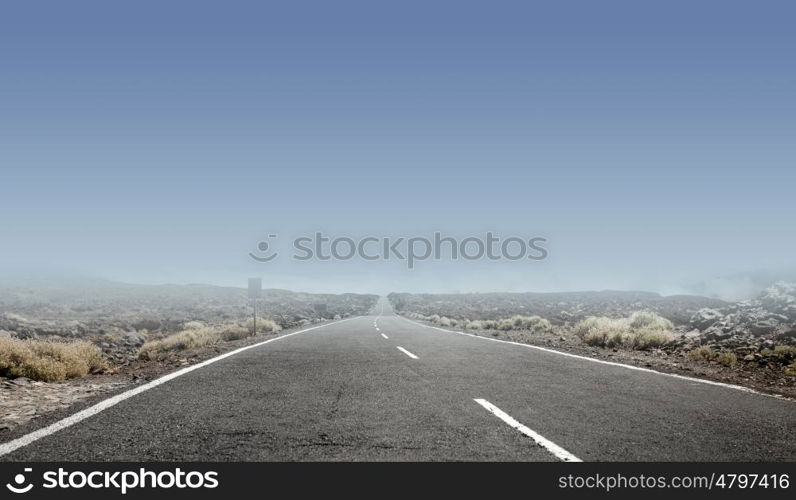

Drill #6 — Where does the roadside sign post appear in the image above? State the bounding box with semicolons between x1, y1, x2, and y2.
248;278;262;336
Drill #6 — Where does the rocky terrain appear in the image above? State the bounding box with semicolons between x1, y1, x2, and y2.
0;278;378;429
0;279;377;365
389;290;728;325
390;284;796;397
689;281;796;344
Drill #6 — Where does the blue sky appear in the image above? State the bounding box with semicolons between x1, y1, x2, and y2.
1;1;794;297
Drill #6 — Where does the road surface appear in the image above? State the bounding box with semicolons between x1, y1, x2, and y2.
1;298;794;461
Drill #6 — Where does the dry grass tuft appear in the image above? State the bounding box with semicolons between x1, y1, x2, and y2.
574;312;674;350
496;315;553;332
0;337;107;382
687;347;737;368
138;327;221;360
243;317;281;335
717;351;738;368
139;318;282;360
688;346;717;362
461;315;551;333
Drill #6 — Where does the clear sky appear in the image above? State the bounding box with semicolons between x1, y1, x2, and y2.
1;1;794;298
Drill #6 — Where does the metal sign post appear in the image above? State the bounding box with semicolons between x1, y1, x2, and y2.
248;278;262;335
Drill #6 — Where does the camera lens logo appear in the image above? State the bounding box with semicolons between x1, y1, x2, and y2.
249;234;278;262
6;468;34;494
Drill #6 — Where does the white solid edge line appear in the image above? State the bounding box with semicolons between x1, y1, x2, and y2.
474;398;581;462
0;316;360;457
381;333;389;339
399;316;794;402
396;346;419;359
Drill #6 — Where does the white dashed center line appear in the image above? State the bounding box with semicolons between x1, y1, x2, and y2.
473;398;581;462
396;346;418;359
381;333;389;339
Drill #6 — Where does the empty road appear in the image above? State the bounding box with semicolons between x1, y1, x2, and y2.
1;298;794;461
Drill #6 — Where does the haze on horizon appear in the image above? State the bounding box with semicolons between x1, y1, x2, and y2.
2;1;794;301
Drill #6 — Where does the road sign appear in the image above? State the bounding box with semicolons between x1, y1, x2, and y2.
248;278;262;300
248;278;262;336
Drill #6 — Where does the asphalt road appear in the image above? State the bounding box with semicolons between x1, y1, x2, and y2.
2;298;795;461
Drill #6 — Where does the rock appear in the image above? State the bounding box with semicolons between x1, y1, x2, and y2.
121;332;145;346
704;327;732;340
688;283;796;351
9;377;34;386
780;329;796;339
690;308;725;330
749;321;777;336
684;329;701;339
758;282;796;318
132;318;162;331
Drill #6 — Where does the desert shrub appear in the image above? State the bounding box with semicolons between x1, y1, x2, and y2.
138;327;220;360
182;321;205;330
0;338;107;382
470;319;501;330
628;311;674;331
220;325;251;341
243;317;281;335
717;352;738;368
688;346;717;362
139;317;282;360
516;315;551;332
497;318;514;330
495;315;553;333
575;312;673;350
628;327;674;350
784;361;796;377
761;345;796;361
425;315;461;327
575;317;628;347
